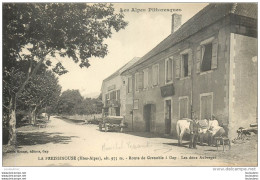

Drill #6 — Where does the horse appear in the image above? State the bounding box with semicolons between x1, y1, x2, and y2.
176;119;210;146
176;118;193;146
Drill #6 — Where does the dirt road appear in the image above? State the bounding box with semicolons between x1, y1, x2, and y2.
3;117;257;166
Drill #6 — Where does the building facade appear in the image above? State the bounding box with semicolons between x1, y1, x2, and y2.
101;57;140;117
121;3;257;139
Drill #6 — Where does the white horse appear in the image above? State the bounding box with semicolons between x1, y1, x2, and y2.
176;118;193;146
176;119;210;146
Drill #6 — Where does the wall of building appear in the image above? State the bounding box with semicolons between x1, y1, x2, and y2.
101;75;126;117
191;22;231;129
124;18;232;137
229;33;257;139
120;76;128;117
124;75;134;130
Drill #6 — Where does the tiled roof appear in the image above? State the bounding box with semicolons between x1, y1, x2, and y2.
103;57;140;82
122;3;257;73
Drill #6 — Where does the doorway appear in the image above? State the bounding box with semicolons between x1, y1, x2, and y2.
144;104;152;132
165;99;172;134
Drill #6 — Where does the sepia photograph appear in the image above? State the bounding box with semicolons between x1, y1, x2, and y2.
2;2;258;170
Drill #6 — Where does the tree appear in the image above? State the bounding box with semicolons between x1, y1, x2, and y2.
56;91;103;116
57;90;83;115
19;71;61;124
3;3;127;145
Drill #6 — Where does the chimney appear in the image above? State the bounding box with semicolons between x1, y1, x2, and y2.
171;14;182;34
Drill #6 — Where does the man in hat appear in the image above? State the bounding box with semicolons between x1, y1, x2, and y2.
189;116;199;149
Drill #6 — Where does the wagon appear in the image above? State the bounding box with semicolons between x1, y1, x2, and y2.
99;116;128;132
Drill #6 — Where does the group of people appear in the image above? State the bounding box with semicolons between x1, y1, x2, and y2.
188;115;226;149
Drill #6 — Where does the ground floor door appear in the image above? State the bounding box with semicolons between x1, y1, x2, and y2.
144;104;152;132
165;100;171;134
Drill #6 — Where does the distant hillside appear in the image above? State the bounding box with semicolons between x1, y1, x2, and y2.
82;91;100;98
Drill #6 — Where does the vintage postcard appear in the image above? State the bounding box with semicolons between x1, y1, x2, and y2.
2;2;258;168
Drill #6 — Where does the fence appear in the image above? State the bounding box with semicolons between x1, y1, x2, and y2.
63;114;102;121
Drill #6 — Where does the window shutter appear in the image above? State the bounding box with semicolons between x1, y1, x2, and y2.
143;69;148;89
156;65;159;85
175;55;180;78
188;50;192;76
154;64;159;85
169;58;173;80
146;69;149;88
128;77;132;93
211;38;218;69
116;90;120;100
152;65;156;85
196;46;201;73
135;73;139;91
138;72;143;90
166;58;172;81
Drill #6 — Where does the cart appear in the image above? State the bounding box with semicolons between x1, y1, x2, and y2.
99;116;128;132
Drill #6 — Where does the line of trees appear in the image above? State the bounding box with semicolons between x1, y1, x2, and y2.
57;90;103;116
3;3;127;145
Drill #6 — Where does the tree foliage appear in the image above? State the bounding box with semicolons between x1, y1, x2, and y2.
57;90;103;115
3;3;127;145
57;90;83;115
19;71;61;124
3;3;128;74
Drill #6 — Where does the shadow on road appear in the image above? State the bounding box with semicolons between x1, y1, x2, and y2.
123;131;191;141
123;131;174;139
55;116;85;124
16;131;78;147
163;142;189;147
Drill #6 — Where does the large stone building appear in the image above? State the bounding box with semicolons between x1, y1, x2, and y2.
101;57;140;117
120;3;257;139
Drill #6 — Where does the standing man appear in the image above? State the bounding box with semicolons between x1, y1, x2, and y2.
189;116;199;149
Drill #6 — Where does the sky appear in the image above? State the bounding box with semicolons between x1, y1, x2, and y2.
57;3;208;98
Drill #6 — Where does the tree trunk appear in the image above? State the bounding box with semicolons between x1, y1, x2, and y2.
32;108;36;125
28;106;37;125
8;93;16;145
28;107;33;124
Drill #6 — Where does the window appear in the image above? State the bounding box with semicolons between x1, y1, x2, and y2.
181;54;189;77
128;76;132;93
110;91;116;100
196;37;218;73
135;72;143;91
165;58;173;83
179;97;188;119
200;93;213;120
152;64;159;86
201;43;212;72
143;68;149;89
177;50;191;79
